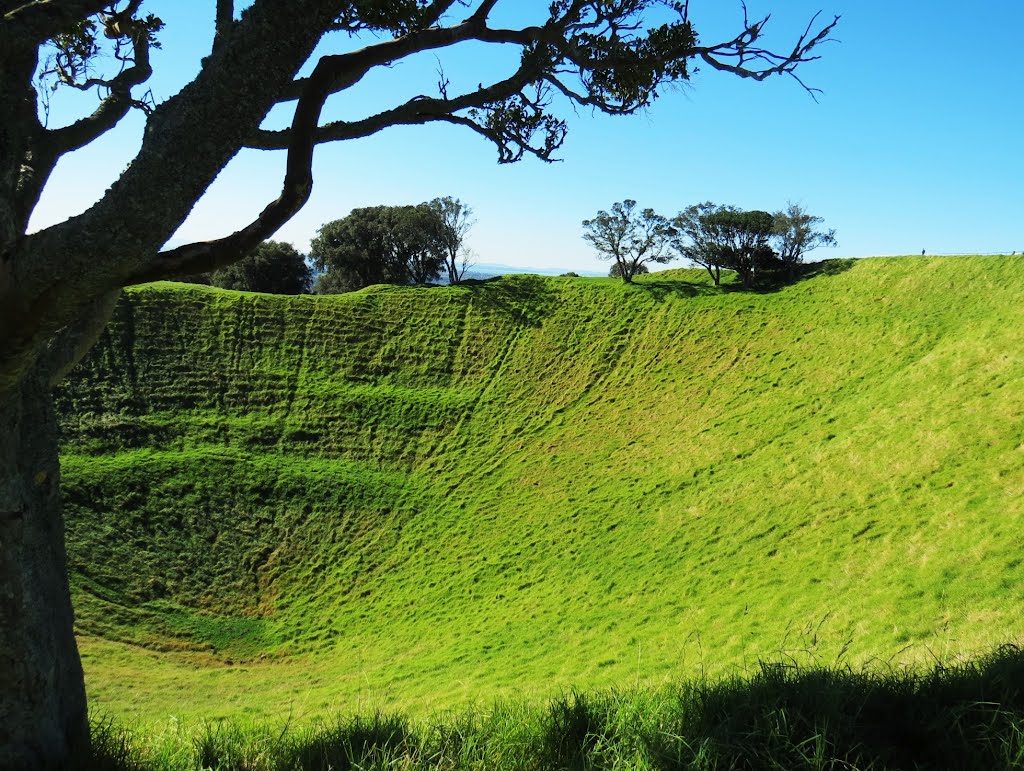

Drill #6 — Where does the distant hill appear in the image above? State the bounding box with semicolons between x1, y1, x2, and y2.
459;262;605;279
56;256;1024;725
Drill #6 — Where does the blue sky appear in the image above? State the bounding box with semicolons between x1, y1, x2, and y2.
28;1;1024;273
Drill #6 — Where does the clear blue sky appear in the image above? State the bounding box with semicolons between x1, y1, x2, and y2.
28;1;1024;273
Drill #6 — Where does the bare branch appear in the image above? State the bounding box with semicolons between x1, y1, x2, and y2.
695;11;840;98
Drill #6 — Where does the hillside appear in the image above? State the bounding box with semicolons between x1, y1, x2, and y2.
56;256;1024;725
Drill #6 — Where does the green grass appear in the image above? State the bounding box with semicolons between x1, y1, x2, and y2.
81;645;1024;770
56;256;1024;729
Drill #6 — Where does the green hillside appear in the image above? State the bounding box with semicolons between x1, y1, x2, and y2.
56;255;1024;726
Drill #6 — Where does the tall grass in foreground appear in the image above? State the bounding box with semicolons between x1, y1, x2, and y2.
85;645;1024;770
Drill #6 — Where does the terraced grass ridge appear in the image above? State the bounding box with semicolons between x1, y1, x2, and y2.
56;255;1024;730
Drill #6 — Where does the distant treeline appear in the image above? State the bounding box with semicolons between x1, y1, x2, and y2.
175;197;473;295
584;200;837;287
175;198;837;295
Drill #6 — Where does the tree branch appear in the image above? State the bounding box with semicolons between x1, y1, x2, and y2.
1;0;109;45
542;69;646;115
16;11;155;230
423;0;461;25
433;113;561;163
213;0;233;52
467;0;500;24
275;16;550;103
46;27;154;155
695;11;840;98
247;60;545;149
124;42;349;284
43;288;120;385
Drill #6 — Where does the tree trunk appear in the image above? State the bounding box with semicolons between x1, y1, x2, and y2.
0;366;86;769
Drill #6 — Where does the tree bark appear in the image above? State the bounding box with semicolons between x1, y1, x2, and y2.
0;365;86;769
702;264;720;286
0;5;336;763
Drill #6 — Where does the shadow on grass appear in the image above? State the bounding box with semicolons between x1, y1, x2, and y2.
627;258;857;303
632;279;725;302
684;645;1024;770
799;257;858;280
458;274;559;328
752;257;858;294
83;644;1024;770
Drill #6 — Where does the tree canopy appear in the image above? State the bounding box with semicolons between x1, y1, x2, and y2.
582;199;676;283
673;202;837;287
209;240;313;294
672;202;731;287
310;204;447;292
609;261;650;279
773;202;839;276
0;2;837;766
429;196;475;285
704;207;776;289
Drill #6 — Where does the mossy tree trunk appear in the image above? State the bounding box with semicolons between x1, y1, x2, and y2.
0;367;86;769
0;5;334;765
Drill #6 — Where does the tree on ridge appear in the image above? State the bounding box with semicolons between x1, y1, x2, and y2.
672;201;729;286
672;204;776;288
609;262;650;279
210;240;313;294
707;208;776;289
0;2;837;766
583;200;676;283
310;204;447;292
397;204;449;285
430;196;476;285
772;202;838;278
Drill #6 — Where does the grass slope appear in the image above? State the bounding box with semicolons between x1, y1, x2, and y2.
56;256;1024;726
